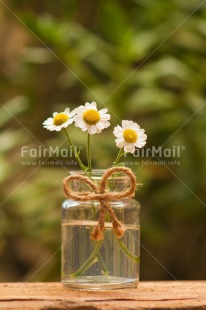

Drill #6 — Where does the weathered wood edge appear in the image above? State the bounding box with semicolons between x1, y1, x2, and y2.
0;281;205;310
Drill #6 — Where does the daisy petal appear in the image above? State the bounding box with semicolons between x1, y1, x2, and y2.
104;120;110;128
77;120;86;128
100;113;111;120
95;125;102;134
122;120;134;129
69;109;77;117
90;102;97;109
133;123;140;131
73;115;83;122
134;143;144;148
44;127;54;131
81;126;88;131
96;121;105;130
138;134;147;141
64;108;70;114
113;127;123;138
115;137;125;148
85;102;92;110
62;119;73;128
55;126;62;131
76;106;86;113
88;125;97;135
49;125;57;130
137;128;145;135
43;118;54;125
124;144;135;153
99;108;108;115
113;125;124;135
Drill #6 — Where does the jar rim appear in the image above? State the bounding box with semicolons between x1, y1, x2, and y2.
69;169;130;180
69;169;105;175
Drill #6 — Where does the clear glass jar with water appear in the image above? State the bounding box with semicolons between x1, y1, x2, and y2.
61;170;140;290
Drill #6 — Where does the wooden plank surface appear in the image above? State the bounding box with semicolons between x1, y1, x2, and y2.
0;281;205;309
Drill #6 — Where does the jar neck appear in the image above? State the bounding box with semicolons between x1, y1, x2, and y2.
69;169;131;192
69;169;105;180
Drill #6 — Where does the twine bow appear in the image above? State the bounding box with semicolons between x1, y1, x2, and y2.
63;167;137;241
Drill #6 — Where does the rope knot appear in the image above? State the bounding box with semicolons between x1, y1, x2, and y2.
63;167;137;241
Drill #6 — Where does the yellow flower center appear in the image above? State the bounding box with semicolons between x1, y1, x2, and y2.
123;129;138;143
83;109;100;125
53;113;69;126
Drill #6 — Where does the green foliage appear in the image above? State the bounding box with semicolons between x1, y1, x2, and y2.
0;0;206;281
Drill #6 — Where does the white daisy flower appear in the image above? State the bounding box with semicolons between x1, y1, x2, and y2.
73;102;110;135
113;120;147;153
42;108;76;131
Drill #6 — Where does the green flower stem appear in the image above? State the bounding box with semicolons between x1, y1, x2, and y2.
64;128;86;172
70;240;103;277
91;203;97;218
115;236;140;263
90;240;109;275
113;148;124;166
87;133;92;172
90;207;109;275
97;252;109;275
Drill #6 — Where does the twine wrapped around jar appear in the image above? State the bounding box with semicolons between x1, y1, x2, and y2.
63;167;137;241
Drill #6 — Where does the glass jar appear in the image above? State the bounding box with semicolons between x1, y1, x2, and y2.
61;170;140;290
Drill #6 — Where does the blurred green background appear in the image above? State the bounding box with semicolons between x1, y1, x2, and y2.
0;0;206;281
